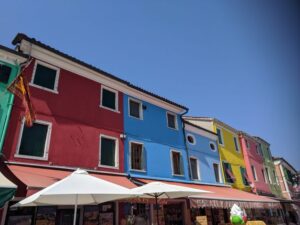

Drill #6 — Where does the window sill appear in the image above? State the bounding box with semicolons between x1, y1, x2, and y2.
30;83;59;94
167;126;178;131
130;169;146;173
14;154;48;161
128;114;143;120
172;174;185;177
99;105;120;113
98;164;119;170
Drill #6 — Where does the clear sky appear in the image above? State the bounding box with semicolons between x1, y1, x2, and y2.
1;1;299;169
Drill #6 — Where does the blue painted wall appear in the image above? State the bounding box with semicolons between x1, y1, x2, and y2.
124;95;189;181
185;129;223;185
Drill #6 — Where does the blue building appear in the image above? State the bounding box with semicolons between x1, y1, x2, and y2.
123;94;189;182
184;121;224;185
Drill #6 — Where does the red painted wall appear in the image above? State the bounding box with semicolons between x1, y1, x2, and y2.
2;59;124;173
239;135;272;195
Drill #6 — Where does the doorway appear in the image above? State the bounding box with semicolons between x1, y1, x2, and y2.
56;209;80;225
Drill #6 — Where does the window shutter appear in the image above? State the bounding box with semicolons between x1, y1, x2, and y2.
142;146;147;171
179;154;184;175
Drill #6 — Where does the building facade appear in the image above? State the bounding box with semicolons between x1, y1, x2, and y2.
184;117;251;192
184;121;223;185
239;132;272;196
123;94;188;182
0;46;26;153
253;137;282;198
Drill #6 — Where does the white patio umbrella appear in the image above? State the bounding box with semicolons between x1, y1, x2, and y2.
13;169;139;225
131;181;211;225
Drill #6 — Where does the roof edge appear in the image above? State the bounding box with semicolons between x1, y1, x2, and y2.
12;33;188;111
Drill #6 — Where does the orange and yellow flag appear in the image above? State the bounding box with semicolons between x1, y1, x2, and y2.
7;74;36;127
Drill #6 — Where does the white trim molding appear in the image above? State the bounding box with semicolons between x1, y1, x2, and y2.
170;149;184;177
100;85;120;113
166;111;178;130
129;141;146;172
99;134;119;169
31;60;60;94
15;118;52;161
128;97;143;120
19;40;185;114
189;156;201;181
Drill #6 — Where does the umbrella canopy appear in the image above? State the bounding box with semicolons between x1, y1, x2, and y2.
131;181;210;198
14;169;137;207
13;169;139;225
131;181;211;225
0;172;17;208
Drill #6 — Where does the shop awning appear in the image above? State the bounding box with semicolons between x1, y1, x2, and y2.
6;164;137;197
135;178;281;209
0;172;17;207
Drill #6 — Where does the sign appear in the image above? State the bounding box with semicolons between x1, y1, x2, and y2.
196;216;208;225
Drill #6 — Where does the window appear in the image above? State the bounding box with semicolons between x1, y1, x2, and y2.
262;169;267;183
240;167;250;186
209;142;216;151
16;120;51;160
129;98;142;119
273;170;279;185
32;61;59;92
265;167;271;184
245;139;250;149
101;87;118;111
233;137;239;152
0;64;12;84
167;112;177;129
99;135;118;168
130;142;145;171
213;163;221;183
251;165;258;181
187;134;195;144
171;151;183;176
216;128;223;145
222;162;235;183
256;144;261;155
190;157;199;180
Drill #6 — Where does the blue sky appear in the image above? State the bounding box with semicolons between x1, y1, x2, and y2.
1;1;299;169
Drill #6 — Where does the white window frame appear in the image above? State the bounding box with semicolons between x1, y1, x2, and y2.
31;60;60;94
166;112;178;130
128;98;143;120
265;167;272;184
216;127;224;146
100;86;119;113
15;118;52;161
189;157;200;180
251;165;258;181
170;149;184;176
213;163;222;183
99;134;119;169
233;136;240;153
209;141;217;152
186;134;196;145
129;141;146;172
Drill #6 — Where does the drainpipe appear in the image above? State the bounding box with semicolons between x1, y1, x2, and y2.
180;109;192;180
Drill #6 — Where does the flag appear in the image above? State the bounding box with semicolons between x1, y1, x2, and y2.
7;74;36;127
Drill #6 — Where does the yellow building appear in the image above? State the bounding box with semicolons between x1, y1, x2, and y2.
184;117;251;191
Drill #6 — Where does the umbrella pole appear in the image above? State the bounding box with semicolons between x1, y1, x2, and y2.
155;195;160;225
73;195;78;225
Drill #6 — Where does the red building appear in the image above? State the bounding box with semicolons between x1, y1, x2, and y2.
3;46;125;174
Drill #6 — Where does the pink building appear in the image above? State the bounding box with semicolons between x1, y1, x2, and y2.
239;132;273;196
